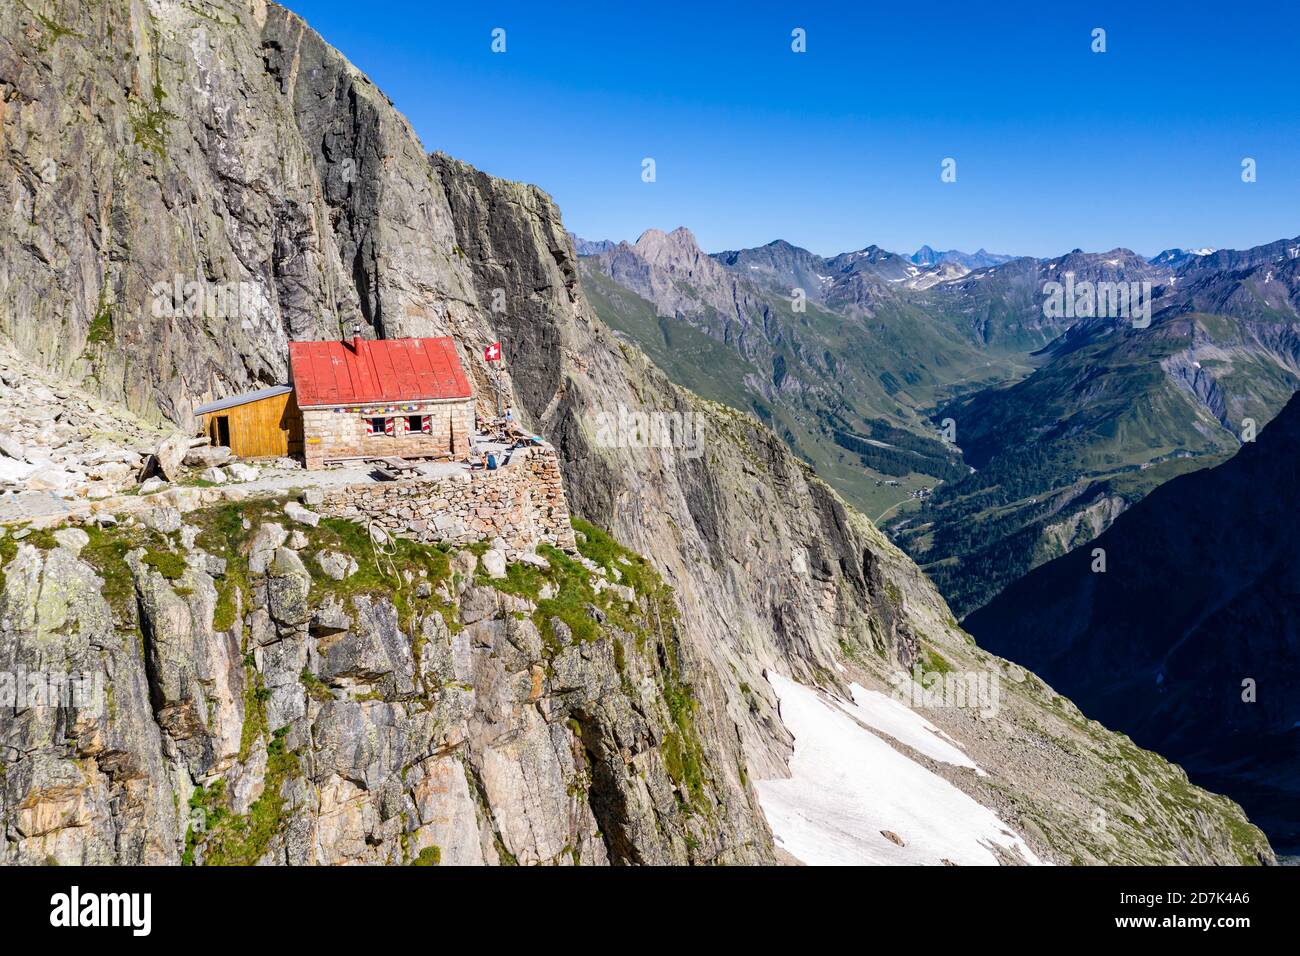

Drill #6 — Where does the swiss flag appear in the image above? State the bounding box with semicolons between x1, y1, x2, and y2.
484;342;501;362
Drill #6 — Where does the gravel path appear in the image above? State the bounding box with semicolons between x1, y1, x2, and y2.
0;439;525;526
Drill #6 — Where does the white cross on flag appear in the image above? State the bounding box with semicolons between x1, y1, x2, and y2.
484;342;501;362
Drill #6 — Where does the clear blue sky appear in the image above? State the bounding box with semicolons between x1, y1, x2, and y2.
283;0;1300;259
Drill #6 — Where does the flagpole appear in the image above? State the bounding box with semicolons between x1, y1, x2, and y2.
485;342;503;419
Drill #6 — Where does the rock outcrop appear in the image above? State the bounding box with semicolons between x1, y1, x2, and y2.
1;503;768;864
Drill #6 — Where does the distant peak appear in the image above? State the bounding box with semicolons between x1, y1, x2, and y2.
567;232;619;256
631;226;708;269
635;226;699;248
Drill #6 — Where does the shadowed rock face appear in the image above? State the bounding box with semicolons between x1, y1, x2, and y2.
0;0;488;424
966;393;1300;851
0;1;1276;866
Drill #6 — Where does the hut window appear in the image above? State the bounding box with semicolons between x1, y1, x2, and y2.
407;415;429;435
364;417;391;437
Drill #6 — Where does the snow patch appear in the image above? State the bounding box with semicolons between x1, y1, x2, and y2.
847;683;985;774
756;671;1042;866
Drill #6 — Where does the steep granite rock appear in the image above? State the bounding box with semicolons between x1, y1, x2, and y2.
1;504;770;864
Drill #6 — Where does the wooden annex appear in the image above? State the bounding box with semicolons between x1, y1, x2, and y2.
195;385;304;459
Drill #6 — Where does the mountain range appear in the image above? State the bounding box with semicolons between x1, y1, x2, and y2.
567;233;619;256
581;228;1300;618
910;246;1016;270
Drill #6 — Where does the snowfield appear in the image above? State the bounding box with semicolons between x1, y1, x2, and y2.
756;672;1044;866
847;683;985;775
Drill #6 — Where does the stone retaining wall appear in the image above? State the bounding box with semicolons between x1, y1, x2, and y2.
319;445;576;551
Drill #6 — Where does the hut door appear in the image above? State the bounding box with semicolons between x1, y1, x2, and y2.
215;416;231;449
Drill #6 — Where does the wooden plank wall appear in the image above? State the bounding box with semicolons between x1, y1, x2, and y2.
201;392;303;459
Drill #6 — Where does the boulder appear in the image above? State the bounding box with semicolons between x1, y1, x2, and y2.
284;501;321;527
0;433;26;461
226;462;260;482
24;466;73;492
267;547;312;628
85;483;115;501
199;466;226;484
183;446;232;468
315;551;358;581
451;550;477;578
0;458;36;483
90;461;134;484
248;523;289;574
480;549;507;579
143;506;183;534
141;433;190;482
138;477;168;495
53;527;90;555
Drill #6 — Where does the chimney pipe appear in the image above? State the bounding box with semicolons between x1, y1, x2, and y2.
350;321;363;351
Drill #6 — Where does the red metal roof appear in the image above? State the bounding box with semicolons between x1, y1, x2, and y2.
289;337;473;407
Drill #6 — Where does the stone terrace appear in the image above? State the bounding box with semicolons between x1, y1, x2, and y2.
319;445;575;551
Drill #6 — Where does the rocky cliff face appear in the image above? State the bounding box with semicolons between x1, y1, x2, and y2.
0;0;494;424
0;0;1275;865
0;501;768;864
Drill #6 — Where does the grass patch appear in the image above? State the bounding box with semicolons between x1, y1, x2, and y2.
192;499;285;633
186;726;300;866
477;523;666;654
80;525;141;626
921;646;954;675
300;668;334;703
572;517;658;599
143;548;187;581
0;532;16;595
238;659;269;763
86;289;114;347
304;517;451;635
659;631;709;813
411;845;441;866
